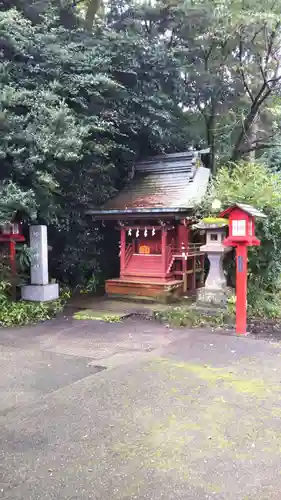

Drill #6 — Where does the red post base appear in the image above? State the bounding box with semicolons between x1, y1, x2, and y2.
235;244;248;335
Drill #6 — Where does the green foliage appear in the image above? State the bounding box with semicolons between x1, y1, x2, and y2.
247;284;281;319
212;161;281;315
112;0;281;171
78;274;101;294
16;244;33;273
0;243;33;287
0;182;36;224
0;280;68;327
1;0;187;286
213;161;281;209
263;138;281;172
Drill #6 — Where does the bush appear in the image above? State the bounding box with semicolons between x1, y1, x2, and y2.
0;281;69;327
247;284;281;319
209;161;281;316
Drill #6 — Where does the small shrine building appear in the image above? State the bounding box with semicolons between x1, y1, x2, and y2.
88;150;211;300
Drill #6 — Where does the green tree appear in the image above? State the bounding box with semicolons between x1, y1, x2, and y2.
114;0;281;172
0;0;187;285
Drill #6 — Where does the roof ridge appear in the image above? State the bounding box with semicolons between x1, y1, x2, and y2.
136;150;196;165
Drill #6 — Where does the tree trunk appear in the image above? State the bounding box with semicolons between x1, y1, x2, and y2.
247;118;258;161
231;84;271;162
84;0;101;31
205;101;216;174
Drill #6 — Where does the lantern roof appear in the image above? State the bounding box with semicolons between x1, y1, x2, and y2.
87;149;210;219
220;203;266;219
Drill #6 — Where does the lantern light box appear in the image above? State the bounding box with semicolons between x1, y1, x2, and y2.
220;203;266;247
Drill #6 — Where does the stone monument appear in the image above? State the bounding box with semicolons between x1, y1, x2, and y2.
21;225;59;301
196;219;233;307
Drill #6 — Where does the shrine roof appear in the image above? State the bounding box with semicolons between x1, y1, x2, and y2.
220;203;266;219
87;150;210;218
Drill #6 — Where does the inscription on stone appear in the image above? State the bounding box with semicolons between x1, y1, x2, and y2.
30;225;49;285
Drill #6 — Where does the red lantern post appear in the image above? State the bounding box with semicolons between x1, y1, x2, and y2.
219;204;266;335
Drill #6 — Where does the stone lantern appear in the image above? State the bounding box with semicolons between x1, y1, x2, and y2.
195;218;233;306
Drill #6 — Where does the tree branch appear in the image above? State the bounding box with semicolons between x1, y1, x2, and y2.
267;71;281;85
263;21;280;77
231;83;271;161
250;25;265;45
203;42;215;71
239;38;254;102
167;28;175;49
259;63;269;87
144;20;151;34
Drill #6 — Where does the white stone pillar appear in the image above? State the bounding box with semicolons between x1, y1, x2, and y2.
30;225;49;285
21;225;59;302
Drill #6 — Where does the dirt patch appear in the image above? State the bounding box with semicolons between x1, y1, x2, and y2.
247;318;281;340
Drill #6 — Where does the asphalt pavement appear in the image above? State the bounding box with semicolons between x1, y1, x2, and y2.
1;317;281;499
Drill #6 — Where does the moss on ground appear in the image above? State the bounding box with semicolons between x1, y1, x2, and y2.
157;359;271;396
154;307;233;328
73;309;124;322
109;357;281;497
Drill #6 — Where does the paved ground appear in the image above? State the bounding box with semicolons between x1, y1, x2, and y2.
1;316;281;499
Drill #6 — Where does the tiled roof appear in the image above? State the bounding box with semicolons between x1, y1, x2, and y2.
88;150;210;216
220;203;266;219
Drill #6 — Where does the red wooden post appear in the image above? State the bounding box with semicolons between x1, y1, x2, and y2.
120;227;126;277
161;226;167;275
192;255;196;292
9;240;16;299
182;256;187;293
186;225;190;249
9;240;16;276
236;244;248;335
177;222;189;249
200;254;205;286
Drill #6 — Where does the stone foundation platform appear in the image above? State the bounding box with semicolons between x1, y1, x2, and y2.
21;283;59;302
197;286;233;307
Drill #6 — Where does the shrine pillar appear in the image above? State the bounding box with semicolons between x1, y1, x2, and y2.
161;226;167;275
120;226;126;277
21;225;59;301
177;221;190;249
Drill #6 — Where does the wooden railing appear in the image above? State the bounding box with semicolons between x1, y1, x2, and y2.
125;243;133;267
166;244;174;273
171;246;205;292
165;244;204;274
124;243;204;280
172;243;203;256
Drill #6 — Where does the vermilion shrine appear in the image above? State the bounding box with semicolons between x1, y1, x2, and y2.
88;150;210;300
0;219;25;275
